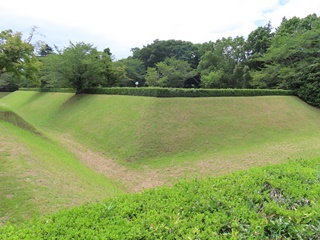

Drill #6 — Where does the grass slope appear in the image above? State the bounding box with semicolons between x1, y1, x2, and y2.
0;91;320;231
0;106;123;225
1;91;320;168
1;156;319;239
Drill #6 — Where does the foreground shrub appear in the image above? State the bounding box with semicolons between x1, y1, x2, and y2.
1;157;319;239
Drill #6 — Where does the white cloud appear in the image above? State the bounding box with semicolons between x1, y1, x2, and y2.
1;0;319;59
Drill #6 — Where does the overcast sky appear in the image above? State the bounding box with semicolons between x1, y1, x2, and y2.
1;0;319;60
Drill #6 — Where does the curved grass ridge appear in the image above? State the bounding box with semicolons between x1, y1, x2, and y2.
0;106;43;136
1;157;319;239
0;105;124;225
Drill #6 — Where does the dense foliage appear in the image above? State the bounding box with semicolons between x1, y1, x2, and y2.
251;14;320;107
131;39;201;69
1;157;319;239
0;29;41;88
145;58;197;88
199;36;250;89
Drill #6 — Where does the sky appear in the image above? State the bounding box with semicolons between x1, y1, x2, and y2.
1;0;319;60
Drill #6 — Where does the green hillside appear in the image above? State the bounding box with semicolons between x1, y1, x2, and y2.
1;91;320;169
1;156;319;239
0;106;123;225
1;91;320;225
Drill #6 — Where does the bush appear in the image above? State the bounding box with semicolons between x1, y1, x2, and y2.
1;157;319;239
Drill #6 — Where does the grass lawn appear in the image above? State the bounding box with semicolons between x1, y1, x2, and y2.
1;91;320;224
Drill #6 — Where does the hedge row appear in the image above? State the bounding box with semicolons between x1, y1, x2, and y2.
19;87;294;97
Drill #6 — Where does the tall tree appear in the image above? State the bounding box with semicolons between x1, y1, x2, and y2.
41;42;115;93
245;22;274;71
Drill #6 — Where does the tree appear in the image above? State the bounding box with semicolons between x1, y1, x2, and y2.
245;22;274;71
246;22;274;57
0;29;41;86
41;42;115;93
145;57;196;88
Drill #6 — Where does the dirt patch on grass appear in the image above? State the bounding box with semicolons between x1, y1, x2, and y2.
55;133;320;193
56;134;171;192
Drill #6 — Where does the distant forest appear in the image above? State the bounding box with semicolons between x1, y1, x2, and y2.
0;14;319;107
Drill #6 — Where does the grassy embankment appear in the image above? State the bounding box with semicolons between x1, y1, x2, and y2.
2;91;320;169
1;90;320;226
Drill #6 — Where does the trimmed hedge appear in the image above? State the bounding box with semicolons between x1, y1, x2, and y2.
19;87;294;97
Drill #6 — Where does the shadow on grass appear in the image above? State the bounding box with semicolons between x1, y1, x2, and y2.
0;109;45;137
61;93;87;109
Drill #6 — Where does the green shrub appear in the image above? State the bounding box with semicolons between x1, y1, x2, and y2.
1;157;319;239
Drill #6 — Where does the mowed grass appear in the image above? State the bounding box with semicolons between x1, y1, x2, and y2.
1;91;320;170
0;106;123;225
1;91;320;226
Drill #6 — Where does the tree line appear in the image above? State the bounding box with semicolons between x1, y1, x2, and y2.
0;14;319;106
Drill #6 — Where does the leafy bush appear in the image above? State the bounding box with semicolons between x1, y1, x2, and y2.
1;157;319;239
